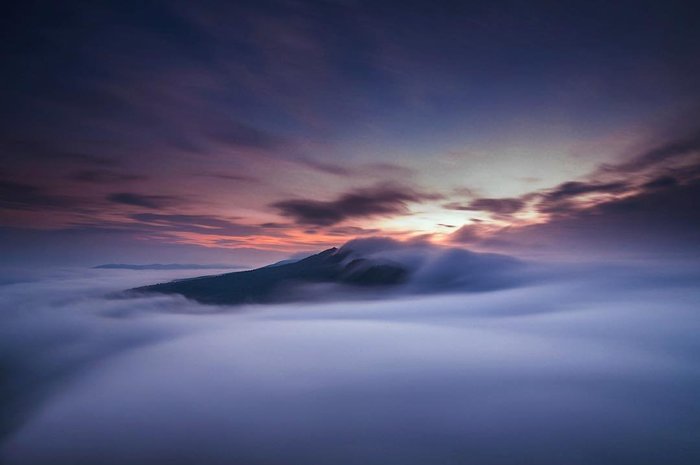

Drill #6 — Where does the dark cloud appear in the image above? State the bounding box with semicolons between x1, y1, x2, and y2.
50;152;117;167
591;179;700;223
608;130;700;174
542;181;629;203
439;132;699;228
535;181;629;215
0;180;75;211
272;186;440;226
2;139;118;166
259;222;290;229
445;197;525;215
642;175;679;190
295;157;353;176
505;130;700;221
69;170;146;184
107;193;180;210
492;178;700;256
200;173;258;183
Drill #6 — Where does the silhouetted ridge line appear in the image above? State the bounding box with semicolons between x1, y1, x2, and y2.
131;247;408;305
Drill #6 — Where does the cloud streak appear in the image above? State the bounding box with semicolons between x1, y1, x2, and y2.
107;193;182;210
272;186;440;226
129;213;263;237
445;197;526;214
69;170;146;184
604;130;700;175
0;181;76;211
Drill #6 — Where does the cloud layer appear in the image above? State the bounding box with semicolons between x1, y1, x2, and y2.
1;252;700;464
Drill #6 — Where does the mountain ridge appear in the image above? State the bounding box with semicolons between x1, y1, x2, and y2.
131;247;408;305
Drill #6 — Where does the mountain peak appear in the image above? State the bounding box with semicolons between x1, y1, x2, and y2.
131;246;406;305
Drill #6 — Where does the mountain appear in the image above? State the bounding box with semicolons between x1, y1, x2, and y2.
131;248;408;305
95;263;245;271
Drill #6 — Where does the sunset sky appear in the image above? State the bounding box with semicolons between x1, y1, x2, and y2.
2;0;699;266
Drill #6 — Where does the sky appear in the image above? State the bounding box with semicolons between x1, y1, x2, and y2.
1;0;699;266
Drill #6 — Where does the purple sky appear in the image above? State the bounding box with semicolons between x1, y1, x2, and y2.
1;0;699;266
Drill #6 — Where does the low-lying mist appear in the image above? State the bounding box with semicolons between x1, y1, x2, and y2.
1;251;699;465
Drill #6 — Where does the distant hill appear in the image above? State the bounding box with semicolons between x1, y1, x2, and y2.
131;247;408;305
95;263;246;271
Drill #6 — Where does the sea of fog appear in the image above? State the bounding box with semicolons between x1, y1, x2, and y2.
1;260;700;465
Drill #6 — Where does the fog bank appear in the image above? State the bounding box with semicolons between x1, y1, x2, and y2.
1;260;700;465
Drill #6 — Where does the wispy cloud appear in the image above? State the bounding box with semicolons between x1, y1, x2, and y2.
445;197;526;215
130;213;262;237
0;181;77;211
602;130;700;175
107;193;182;210
535;181;629;215
69;170;146;184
